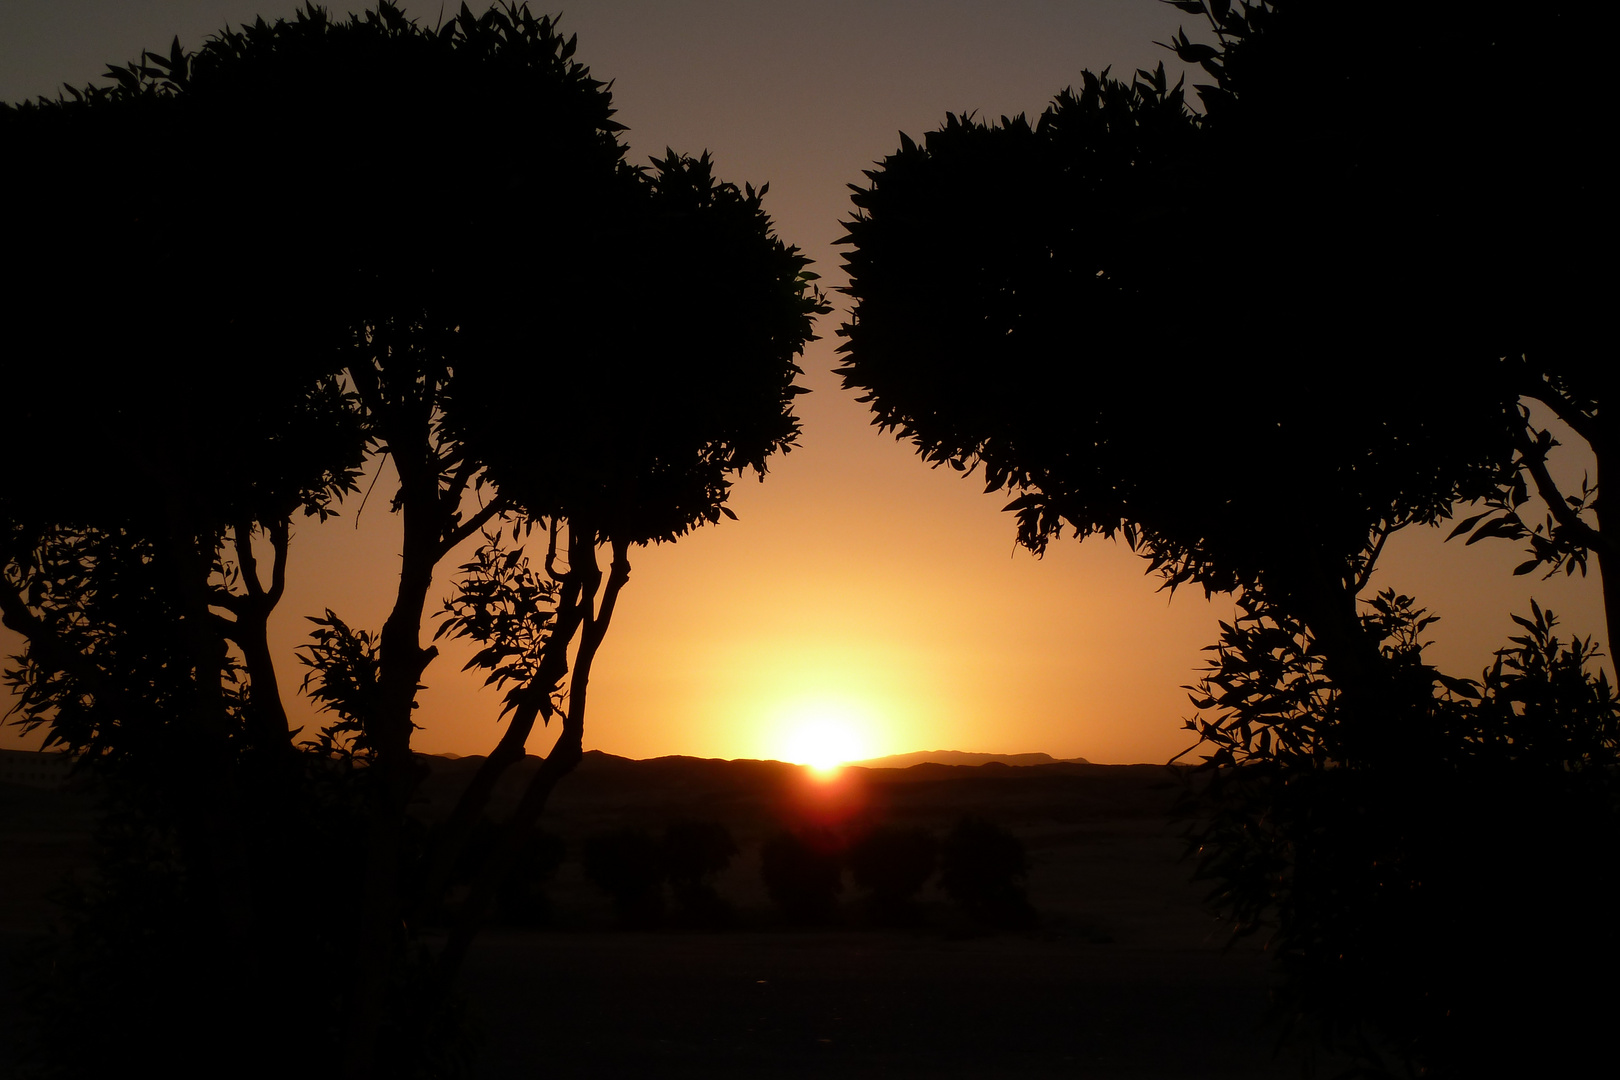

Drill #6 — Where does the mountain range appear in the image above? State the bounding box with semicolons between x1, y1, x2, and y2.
848;750;1090;769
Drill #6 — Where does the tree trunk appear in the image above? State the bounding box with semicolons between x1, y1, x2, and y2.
432;533;630;991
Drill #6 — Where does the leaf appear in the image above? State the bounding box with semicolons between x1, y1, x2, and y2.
1464;515;1525;544
1444;511;1490;540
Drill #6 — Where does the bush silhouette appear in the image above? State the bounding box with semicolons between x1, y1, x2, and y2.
848;825;937;923
435;817;564;926
662;820;739;924
760;828;843;923
496;828;567;926
940;817;1035;929
582;829;665;926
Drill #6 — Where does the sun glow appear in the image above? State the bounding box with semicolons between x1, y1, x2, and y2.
777;701;874;776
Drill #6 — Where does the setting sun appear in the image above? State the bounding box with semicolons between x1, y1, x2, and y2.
776;702;874;773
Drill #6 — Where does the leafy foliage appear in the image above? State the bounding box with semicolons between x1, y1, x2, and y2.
836;1;1603;613
444;819;565;926
848;824;938;923
1;3;823;1075
582;828;667;926
837;1;1609;1071
939;817;1035;929
1181;592;1620;1073
443;148;827;544
300;610;387;755
760;827;844;923
662;820;740;923
436;529;560;718
1447;388;1608;600
579;821;739;926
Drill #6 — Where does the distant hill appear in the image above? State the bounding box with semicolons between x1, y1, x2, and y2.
850;750;1090;769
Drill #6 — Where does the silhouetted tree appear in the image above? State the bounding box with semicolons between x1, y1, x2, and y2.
1184;591;1619;1074
442;818;564;926
582;828;667;926
760;828;844;924
847;824;937;924
662;820;739;924
837;2;1610;1070
0;4;824;1076
1448;369;1615;653
939;817;1035;930
837;0;1603;689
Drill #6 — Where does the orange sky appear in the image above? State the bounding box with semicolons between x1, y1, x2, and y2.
2;1;1607;764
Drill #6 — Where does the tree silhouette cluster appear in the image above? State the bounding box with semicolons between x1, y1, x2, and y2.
761;817;1030;929
581;821;740;927
0;4;823;1077
837;1;1612;1074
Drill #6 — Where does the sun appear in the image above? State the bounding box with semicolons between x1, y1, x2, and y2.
777;702;873;775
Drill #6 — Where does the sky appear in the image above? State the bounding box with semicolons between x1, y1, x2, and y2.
1;1;1607;765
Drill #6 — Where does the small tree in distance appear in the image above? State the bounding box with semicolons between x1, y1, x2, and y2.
583;828;667;926
761;828;845;924
663;820;740;924
848;824;937;924
940;817;1035;930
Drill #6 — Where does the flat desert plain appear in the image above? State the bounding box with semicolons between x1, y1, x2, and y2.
2;754;1334;1077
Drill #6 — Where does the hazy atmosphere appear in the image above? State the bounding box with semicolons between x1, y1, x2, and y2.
2;0;1603;769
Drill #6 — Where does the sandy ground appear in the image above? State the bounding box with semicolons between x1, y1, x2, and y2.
456;930;1305;1078
1;760;1336;1077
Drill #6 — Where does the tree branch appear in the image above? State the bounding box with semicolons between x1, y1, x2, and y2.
439;494;509;559
266;517;289;608
431;531;630;991
233;518;265;600
1512;421;1605;555
440;455;480;515
208;587;249;617
1351;522;1392;596
1520;381;1599;452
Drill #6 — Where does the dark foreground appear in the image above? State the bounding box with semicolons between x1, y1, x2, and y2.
2;756;1333;1077
458;930;1299;1078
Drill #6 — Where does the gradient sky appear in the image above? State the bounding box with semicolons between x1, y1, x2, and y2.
2;1;1606;764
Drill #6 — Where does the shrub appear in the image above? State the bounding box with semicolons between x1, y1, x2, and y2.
760;828;843;923
662;820;739;924
848;825;937;923
940;816;1035;929
582;828;665;926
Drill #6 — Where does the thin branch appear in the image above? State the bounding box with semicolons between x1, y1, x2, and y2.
0;573;89;681
439;455;481;516
207;587;249;617
266;517;289;607
209;610;242;639
1520;381;1599;451
1513;421;1605;554
353;450;391;530
233;518;265;600
544;517;562;581
431;530;630;992
439;494;509;558
1352;522;1391;596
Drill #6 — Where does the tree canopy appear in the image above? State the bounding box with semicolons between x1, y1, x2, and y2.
837;0;1605;655
836;2;1613;1073
1;5;824;1076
